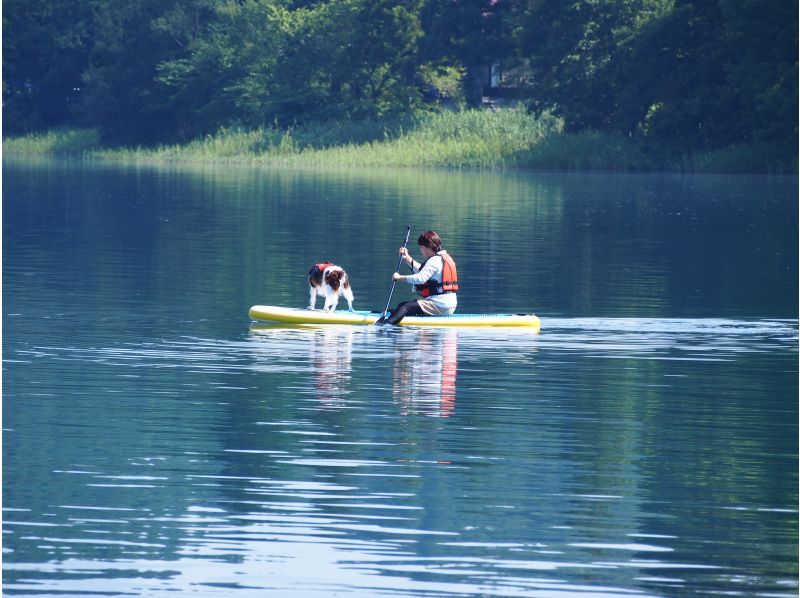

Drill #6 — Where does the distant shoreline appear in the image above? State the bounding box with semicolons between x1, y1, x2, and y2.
4;109;795;175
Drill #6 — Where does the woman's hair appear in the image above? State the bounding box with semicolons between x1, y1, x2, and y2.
417;230;442;252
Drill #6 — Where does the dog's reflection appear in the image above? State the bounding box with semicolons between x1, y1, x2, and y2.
392;328;458;417
248;325;355;406
308;327;354;406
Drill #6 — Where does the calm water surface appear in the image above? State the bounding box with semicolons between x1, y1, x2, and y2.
4;157;798;597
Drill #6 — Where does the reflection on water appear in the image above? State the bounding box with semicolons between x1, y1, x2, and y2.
5;311;797;596
391;329;458;417
4;159;798;597
248;325;541;419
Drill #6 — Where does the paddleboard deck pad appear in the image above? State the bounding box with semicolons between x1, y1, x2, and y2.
249;305;540;330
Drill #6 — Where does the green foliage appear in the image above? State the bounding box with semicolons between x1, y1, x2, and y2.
718;0;798;148
76;0;216;143
675;142;798;175
3;127;100;154
514;131;650;171
154;0;300;136
4;0;797;165
515;0;675;131
306;107;562;167
152;0;428;137
417;65;467;105
618;2;751;149
514;0;798;154
2;0;97;135
420;0;511;105
4;109;562;167
7;109;796;173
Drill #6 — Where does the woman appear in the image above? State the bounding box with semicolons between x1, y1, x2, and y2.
378;230;458;325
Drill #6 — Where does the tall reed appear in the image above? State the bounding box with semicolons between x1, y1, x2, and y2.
4;128;101;155
5;111;794;173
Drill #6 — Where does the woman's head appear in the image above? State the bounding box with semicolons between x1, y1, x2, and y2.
417;230;442;253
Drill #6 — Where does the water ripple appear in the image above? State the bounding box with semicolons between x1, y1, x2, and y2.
5;318;797;597
9;318;796;377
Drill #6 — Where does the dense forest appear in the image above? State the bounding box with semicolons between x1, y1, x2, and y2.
3;0;798;162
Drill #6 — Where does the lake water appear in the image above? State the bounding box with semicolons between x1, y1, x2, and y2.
3;157;798;597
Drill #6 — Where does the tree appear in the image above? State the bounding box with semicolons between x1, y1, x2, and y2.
155;0;299;136
614;0;797;151
155;0;427;132
613;1;738;148
3;0;97;134
3;0;795;156
719;0;798;148
422;0;513;106
515;0;672;131
316;0;425;116
77;0;209;143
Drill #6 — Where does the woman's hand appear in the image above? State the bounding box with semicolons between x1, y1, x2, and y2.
392;272;404;281
399;246;415;269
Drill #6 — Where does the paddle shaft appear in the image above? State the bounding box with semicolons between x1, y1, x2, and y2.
381;225;412;320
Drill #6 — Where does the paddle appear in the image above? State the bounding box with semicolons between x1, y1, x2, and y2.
377;225;412;324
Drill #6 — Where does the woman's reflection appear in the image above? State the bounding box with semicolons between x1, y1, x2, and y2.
392;328;458;417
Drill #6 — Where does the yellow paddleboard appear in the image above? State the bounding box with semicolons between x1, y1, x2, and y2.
248;306;540;330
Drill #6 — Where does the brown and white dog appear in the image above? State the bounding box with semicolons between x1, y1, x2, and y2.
308;263;354;312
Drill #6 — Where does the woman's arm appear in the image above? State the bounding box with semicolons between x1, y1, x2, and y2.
399;247;421;273
394;256;441;284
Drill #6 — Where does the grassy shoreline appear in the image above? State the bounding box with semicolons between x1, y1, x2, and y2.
4;109;796;174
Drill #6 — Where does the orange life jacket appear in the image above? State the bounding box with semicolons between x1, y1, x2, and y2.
312;262;334;273
416;252;459;298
